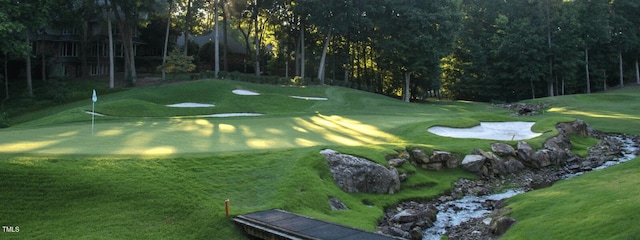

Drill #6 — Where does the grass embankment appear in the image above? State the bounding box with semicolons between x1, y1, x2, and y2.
503;158;640;239
0;80;639;239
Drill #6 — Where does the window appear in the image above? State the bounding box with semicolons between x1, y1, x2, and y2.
100;43;108;57
60;42;77;57
90;42;109;57
90;64;107;76
61;28;76;35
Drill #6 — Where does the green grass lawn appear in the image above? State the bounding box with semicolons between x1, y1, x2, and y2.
1;80;639;239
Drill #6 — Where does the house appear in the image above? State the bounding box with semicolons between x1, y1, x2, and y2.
26;21;145;79
176;29;248;72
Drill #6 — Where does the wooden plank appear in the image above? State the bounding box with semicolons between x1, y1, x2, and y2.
234;209;400;240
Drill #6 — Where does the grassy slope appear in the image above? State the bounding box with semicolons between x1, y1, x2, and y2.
502;159;640;240
1;81;639;239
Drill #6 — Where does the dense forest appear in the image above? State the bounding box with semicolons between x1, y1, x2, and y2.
1;0;639;103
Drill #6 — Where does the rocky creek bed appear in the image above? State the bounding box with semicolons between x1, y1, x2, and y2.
377;122;640;240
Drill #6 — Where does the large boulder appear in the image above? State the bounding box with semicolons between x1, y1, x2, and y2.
461;155;486;173
410;148;430;164
516;141;534;163
320;149;401;194
491;143;516;157
490;216;517;236
530;149;554;168
557;119;592;136
431;151;459;169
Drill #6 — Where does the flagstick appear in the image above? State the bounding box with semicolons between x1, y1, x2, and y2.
92;100;95;136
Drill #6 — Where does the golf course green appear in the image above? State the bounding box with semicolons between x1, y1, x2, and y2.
1;79;639;239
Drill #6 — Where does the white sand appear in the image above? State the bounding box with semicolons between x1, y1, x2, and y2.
85;111;106;116
166;103;215;108
232;89;260;95
428;122;542;141
289;96;328;101
198;113;263;117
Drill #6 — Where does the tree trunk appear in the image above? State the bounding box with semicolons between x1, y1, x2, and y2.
530;78;535;99
214;0;220;78
603;70;607;91
546;0;552;97
222;0;228;71
183;0;192;55
111;3;137;85
618;51;623;88
636;59;640;85
162;1;172;81
4;53;8;101
80;21;89;79
253;0;260;77
300;21;305;79
317;29;331;85
294;36;300;76
585;47;591;93
25;32;33;97
41;38;46;82
107;3;115;88
404;72;411;102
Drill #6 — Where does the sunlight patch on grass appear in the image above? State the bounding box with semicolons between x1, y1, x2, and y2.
548;107;640;120
295;138;319;147
293;114;401;146
240;125;257;137
96;129;123;137
246;138;279;149
293;126;309;133
58;131;79;137
142;146;177;155
218;124;236;133
0;140;60;152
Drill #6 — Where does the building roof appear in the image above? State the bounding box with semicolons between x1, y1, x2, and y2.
177;29;246;55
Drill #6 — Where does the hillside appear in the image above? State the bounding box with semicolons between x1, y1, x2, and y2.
0;80;638;239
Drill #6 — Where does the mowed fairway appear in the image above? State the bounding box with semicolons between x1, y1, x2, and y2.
0;80;488;156
0;115;404;155
1;80;639;239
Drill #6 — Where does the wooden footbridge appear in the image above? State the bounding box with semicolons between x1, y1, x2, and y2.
233;209;401;240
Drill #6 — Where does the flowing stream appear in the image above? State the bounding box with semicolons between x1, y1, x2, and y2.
422;136;638;240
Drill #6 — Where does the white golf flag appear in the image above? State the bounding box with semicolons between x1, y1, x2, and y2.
92;89;98;102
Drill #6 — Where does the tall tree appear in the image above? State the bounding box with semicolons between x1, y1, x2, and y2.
610;0;640;88
109;0;166;85
375;0;460;102
576;0;611;93
1;0;51;98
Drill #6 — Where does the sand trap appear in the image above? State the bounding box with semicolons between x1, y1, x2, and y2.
198;113;263;117
166;103;215;108
289;96;328;101
233;89;260;95
428;122;542;141
85;111;106;116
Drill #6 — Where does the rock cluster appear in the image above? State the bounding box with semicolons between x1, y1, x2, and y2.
320;149;401;194
387;148;458;171
461;120;591;179
493;102;551;116
379;120;639;239
378;201;438;240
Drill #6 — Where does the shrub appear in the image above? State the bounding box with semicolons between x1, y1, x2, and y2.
0;112;9;128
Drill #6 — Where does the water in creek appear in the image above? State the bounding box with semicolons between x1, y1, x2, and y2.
423;136;638;240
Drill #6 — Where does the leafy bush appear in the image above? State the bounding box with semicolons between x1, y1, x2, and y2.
0;112;9;128
157;48;196;74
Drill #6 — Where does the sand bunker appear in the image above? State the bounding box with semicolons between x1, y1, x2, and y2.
166;103;215;108
289;96;328;101
85;111;106;116
198;113;263;117
233;89;260;96
428;122;542;141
